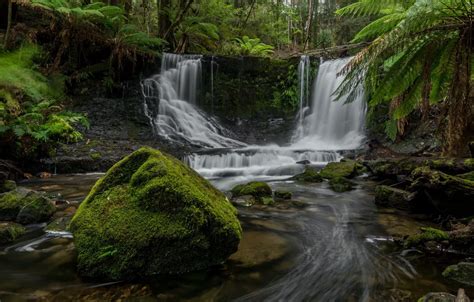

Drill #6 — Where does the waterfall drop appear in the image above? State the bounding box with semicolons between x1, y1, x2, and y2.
141;53;243;148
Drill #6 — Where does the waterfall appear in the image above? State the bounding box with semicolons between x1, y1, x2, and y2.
291;57;366;150
292;55;311;142
141;53;243;148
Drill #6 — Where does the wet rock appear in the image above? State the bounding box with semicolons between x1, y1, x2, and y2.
448;220;474;254
418;292;457;302
374;185;416;211
292;167;323;182
231;181;273;204
296;160;311;165
0;180;16;193
70;147;242;280
319;160;361;179
404;227;448;248
0;221;25;244
378;289;412;302
409;167;474;217
442;262;474;287
329;177;355;192
46;216;72;232
365;158;419;179
455;288;471;302
16;193;56;224
274;190;292;200
232;195;256;207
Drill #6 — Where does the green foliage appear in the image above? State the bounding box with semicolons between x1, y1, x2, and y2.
336;0;472;150
0;45;88;158
234;36;274;56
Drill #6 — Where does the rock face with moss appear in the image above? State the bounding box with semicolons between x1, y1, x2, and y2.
69;147;242;280
292;167;323;183
329;177;355;192
0;189;55;223
404;227;448;248
410;167;474;216
319;160;362;179
231;181;274;205
374;185;416;211
0;222;25;244
442;262;474;286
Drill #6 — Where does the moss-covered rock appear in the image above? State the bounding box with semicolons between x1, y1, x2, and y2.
374;185;416;211
404;227;448;247
231;182;272;201
0;189;55;223
329;177;355;192
274;190;292;200
417;292;457;302
292;167;323;182
16;194;56;224
410;167;474;217
0;222;25;244
319;160;361;179
69;147;242;280
442;262;474;286
0;180;16;193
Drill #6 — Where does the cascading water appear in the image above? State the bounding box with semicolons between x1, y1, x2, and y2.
292;55;311;142
141;53;243;148
184;56;366;178
291;57;366;150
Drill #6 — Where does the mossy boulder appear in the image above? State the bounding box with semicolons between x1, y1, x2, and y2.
69;147;242;280
0;189;55;223
374;185;416;211
0;222;25;244
292;167;323;182
404;227;448;248
319;160;361;179
410;167;474;217
442;262;474;286
329;177;355;192
274;190;292;200
231;181;273;203
0;180;16;193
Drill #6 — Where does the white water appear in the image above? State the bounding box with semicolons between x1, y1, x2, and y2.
144;54;365;179
141;53;243;148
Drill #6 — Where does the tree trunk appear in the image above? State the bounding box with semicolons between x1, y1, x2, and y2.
158;0;171;38
4;0;12;49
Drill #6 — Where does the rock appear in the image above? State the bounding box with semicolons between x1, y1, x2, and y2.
46;217;72;232
418;292;457;302
0;180;16;193
329;177;355;192
442;262;474;286
292;167;323;182
69;147;242;280
274;190;292;200
16;193;56;224
0;190;27;221
37;172;52;179
231;181;273;203
231;195;255;207
365;158;419;179
319;160;361;179
377;289;412;302
449;220;474;254
455;288;470;302
374;185;416;211
405;227;448;248
296;160;310;165
0;222;25;244
409;167;474;217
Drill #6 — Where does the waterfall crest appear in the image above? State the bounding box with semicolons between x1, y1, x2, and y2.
141;53;243;148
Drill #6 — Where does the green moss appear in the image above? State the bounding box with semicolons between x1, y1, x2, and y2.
292;167;323;182
0;191;26;221
90;152;102;161
457;171;474;181
319;161;360;179
231;182;272;201
70;147;242;280
274;190;292;200
0;222;25;244
16;193;55;224
442;262;474;286
405;227;448;247
329;177;355;192
464;159;474;170
429;159;455;170
0;180;16;193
